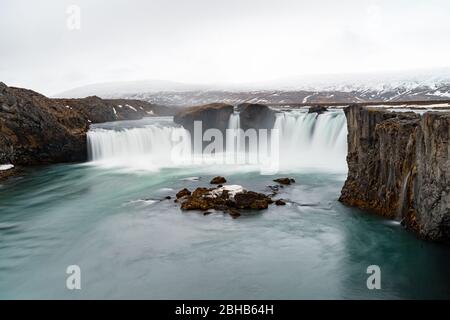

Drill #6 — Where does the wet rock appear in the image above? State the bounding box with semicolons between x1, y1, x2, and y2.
180;197;211;211
234;191;272;210
308;105;328;114
192;187;211;198
210;176;226;184
178;185;273;216
273;178;295;185
268;185;280;196
275;199;286;206
227;208;241;218
176;188;191;198
165;196;172;200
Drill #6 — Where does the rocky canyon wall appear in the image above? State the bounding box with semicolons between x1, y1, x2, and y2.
0;82;174;167
340;105;449;242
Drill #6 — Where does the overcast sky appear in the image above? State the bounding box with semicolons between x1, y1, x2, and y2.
1;0;450;95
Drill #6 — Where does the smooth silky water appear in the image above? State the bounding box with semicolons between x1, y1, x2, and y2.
1;111;450;299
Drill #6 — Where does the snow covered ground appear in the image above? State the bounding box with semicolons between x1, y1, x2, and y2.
0;164;14;171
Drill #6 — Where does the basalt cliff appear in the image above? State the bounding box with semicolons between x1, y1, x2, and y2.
339;105;449;242
173;102;275;134
0;82;175;168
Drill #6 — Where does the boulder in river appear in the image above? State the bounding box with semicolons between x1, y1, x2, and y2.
210;176;226;184
234;191;273;209
273;178;295;185
176;188;191;198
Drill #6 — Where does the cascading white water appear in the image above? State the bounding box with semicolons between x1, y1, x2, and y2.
226;112;245;157
397;171;411;220
273;110;348;171
87;124;191;171
87;110;348;172
228;112;240;130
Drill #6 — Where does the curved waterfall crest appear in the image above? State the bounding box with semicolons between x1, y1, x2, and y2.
87;110;348;172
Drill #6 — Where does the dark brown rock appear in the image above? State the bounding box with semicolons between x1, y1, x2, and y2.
210;176;226;184
308;105;328;114
275;199;286;206
273;178;295;185
234;191;272;210
0;85;89;165
227;208;241;218
54;96;175;123
173;103;234;135
0;83;174;169
339;105;449;242
236;103;276;130
180;197;211;211
176;188;191;198
178;185;273;215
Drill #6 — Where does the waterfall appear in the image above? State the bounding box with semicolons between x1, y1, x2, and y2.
87;124;191;171
226;112;244;156
273;110;348;171
228;112;240;130
86;110;348;172
397;171;411;220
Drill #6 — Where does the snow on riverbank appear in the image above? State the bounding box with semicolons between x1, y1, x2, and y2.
0;164;14;171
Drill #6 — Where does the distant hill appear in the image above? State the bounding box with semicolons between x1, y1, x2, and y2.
55;80;208;98
56;68;450;106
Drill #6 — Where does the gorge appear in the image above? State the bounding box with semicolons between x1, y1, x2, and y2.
1;83;450;299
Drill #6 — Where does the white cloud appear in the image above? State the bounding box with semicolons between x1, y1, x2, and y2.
1;0;449;95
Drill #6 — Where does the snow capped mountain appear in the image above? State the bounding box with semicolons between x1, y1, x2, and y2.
55;68;450;106
54;80;209;98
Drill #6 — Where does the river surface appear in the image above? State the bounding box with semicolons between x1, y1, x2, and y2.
1;113;449;299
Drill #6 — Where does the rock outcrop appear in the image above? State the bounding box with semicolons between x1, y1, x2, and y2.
308;105;328;114
173;103;234;135
0;83;89;165
273;177;295;185
236;103;276;130
55;96;175;123
176;182;278;218
339;105;449;242
210;176;226;184
0;82;174;170
174;102;277;133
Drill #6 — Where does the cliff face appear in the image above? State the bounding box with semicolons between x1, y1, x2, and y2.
340;105;449;242
236;103;276;130
414;113;450;240
0;82;174;167
173;103;234;135
174;102;276;133
0;84;89;165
